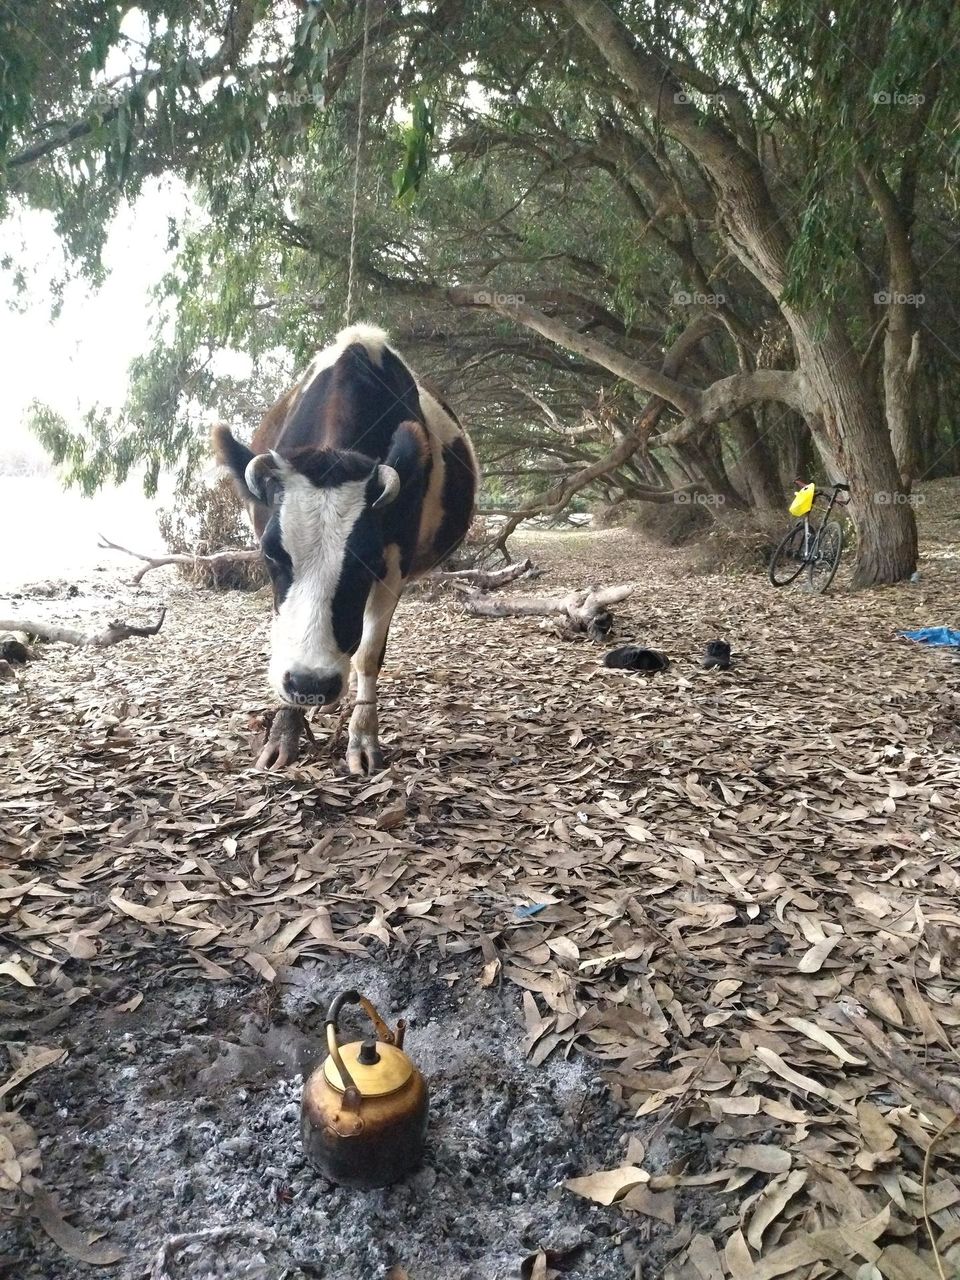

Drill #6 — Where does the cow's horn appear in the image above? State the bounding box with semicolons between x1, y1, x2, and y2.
244;452;287;505
372;464;401;509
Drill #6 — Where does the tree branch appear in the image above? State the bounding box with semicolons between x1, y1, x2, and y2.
97;534;261;586
7;0;261;170
1;611;166;649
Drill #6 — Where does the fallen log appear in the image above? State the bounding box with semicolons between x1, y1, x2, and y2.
0;610;166;649
414;557;539;596
98;533;261;585
436;557;535;588
461;584;632;640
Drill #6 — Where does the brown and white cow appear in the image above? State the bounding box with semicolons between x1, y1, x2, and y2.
213;323;478;773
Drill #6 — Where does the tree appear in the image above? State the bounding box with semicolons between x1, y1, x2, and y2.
3;1;959;584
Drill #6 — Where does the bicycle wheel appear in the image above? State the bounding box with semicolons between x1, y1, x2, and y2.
808;520;843;593
769;522;807;586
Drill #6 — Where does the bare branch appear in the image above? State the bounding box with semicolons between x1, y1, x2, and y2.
98;534;260;586
1;611;166;649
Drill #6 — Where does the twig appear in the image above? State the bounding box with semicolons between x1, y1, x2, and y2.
0;610;166;649
98;533;260;585
150;1224;277;1280
924;1114;956;1280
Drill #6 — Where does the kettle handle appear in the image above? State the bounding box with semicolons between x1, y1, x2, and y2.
325;989;407;1108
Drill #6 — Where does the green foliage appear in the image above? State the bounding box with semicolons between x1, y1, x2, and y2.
1;0;338;269
6;0;960;511
392;99;435;204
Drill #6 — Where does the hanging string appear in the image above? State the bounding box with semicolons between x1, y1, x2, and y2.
344;0;370;325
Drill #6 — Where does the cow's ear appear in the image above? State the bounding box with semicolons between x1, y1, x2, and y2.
212;426;291;507
211;425;260;504
371;464;401;509
244;451;290;506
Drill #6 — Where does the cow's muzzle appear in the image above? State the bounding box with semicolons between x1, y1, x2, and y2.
282;669;343;709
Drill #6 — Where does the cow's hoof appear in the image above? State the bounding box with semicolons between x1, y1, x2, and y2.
255;707;304;769
346;736;384;776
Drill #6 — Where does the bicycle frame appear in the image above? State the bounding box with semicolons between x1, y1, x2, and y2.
798;486;846;562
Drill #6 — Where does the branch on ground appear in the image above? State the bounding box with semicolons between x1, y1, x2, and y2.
0;610;166;649
844;1007;960;1117
461;584;632;640
98;534;260;585
427;558;537;591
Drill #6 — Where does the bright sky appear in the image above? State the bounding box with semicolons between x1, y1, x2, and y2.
0;177;186;462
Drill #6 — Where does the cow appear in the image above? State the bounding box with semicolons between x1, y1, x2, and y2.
213;323;478;773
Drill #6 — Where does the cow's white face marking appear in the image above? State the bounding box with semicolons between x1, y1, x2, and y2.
267;473;370;703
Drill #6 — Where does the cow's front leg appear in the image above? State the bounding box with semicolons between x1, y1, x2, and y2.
256;706;304;769
346;568;402;776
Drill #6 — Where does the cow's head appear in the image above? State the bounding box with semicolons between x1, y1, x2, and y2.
213;426;399;709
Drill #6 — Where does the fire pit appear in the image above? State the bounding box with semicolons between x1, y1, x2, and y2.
6;953;692;1279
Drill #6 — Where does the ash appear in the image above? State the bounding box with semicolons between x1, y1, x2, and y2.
6;955;652;1279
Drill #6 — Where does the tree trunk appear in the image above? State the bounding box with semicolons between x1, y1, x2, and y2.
730;411;782;509
776;410;815;489
885;326;921;486
790;321;918;587
858;164;926;489
563;0;919;586
671;440;745;511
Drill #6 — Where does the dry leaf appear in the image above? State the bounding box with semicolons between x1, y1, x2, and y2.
875;1244;941;1279
376;802;407;830
32;1186;125;1265
724;1230;754;1279
687;1233;724;1280
6;524;960;1274
754;1045;844;1105
746;1169;809;1251
782;1015;866;1065
736;1144;792;1174
0;958;36;987
797;935;843;973
565;1165;649;1205
621;1184;675;1224
0;1046;67;1100
857;1102;897;1153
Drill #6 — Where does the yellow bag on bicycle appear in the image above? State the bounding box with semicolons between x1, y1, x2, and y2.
789;483;815;517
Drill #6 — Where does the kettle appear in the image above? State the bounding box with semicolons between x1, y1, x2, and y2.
301;988;429;1189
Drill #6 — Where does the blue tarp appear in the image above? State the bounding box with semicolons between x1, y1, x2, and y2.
898;627;960;647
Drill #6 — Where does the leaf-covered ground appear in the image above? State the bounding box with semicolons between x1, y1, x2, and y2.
2;486;960;1279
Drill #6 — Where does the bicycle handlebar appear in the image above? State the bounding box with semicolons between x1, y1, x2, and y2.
793;480;850;493
804;482;851;508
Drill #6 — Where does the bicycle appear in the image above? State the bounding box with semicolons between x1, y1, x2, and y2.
768;481;850;593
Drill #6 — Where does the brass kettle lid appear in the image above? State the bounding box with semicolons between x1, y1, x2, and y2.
323;1038;414;1098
